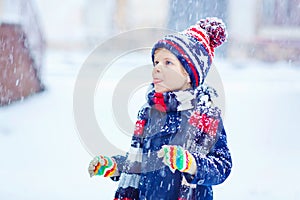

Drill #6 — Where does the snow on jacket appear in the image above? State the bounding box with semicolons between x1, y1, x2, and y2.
111;85;232;200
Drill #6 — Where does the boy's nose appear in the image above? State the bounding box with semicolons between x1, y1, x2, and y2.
153;64;162;73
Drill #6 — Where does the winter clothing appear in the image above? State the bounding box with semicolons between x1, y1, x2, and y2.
151;17;227;88
112;85;232;200
90;17;232;200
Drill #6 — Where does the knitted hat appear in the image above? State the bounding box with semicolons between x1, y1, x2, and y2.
151;17;227;88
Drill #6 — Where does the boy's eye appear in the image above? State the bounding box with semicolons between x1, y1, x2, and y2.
166;61;173;65
154;61;159;66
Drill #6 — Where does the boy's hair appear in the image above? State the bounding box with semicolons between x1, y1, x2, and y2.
151;17;227;88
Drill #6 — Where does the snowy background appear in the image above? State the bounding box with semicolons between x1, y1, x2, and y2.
1;0;300;199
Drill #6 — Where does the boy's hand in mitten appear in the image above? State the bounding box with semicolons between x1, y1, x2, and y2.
157;145;197;175
88;155;117;178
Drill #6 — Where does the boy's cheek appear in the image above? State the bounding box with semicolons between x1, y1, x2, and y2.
164;73;186;90
153;68;187;92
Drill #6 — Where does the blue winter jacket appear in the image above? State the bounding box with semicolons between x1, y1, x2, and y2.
113;106;232;200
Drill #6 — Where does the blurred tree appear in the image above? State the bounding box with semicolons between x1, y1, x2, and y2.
167;0;228;31
167;0;229;58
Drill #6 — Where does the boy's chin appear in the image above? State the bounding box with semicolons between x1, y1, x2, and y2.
154;85;170;93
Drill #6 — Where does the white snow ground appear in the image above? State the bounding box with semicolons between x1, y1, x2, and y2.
1;48;300;200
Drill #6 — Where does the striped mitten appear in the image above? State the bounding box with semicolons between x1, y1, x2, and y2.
157;145;197;175
88;155;117;178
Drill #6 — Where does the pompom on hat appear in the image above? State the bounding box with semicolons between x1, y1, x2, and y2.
151;17;227;88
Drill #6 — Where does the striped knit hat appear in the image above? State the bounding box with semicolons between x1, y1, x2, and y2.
151;17;227;88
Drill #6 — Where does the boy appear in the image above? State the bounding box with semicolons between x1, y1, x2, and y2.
89;17;232;200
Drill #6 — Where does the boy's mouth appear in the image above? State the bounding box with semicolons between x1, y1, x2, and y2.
153;78;162;84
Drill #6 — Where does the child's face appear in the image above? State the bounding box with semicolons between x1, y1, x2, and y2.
152;48;191;93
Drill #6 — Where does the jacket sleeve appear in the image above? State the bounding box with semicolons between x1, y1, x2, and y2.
184;120;232;186
111;133;145;182
110;154;127;181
